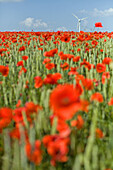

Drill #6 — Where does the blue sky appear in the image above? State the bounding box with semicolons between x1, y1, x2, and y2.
0;0;113;32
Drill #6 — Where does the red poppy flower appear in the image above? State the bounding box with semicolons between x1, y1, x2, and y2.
43;134;70;166
0;65;9;77
108;97;113;106
25;102;42;116
75;74;85;83
82;78;94;90
102;57;112;65
49;84;81;120
10;126;28;140
58;51;73;61
80;59;93;70
58;51;64;57
77;48;81;52
12;39;17;43
71;115;84;129
0;108;12;129
0;48;6;54
13;107;25;124
90;92;103;103
102;72;110;84
18;67;27;76
45;63;55;70
60;62;69;70
96;63;106;73
50;115;71;136
19;46;26;52
91;40;98;47
59;53;68;60
25;140;42;165
75;82;83;96
95;22;103;27
80;99;89;113
95;128;104;138
38;47;43;51
34;76;43;88
44;48;58;57
16;61;24;67
42;58;51;64
68;67;78;75
10;127;22;139
22;55;28;61
43;73;62;85
67;54;74;60
104;39;107;42
60;36;71;43
100;49;103;52
16;99;21;108
73;56;81;62
24;80;29;89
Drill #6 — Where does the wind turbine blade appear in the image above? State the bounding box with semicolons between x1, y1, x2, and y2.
80;17;88;21
72;13;79;20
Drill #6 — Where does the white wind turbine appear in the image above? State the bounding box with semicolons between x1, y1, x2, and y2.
72;13;88;32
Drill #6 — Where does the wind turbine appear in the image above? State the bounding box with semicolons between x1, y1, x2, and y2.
72;13;88;32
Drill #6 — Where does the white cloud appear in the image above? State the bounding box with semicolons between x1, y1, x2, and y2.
93;8;113;17
20;17;48;29
79;8;113;17
79;9;87;14
21;17;34;27
33;19;48;28
0;0;23;2
57;26;67;31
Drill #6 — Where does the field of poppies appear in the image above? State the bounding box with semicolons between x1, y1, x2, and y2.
0;30;113;170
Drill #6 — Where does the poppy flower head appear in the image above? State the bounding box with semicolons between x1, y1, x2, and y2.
45;63;56;70
16;61;24;67
22;55;28;61
49;84;82;120
34;76;43;88
42;58;51;64
0;48;6;54
100;49;103;52
0;65;9;77
25;140;42;165
82;78;94;90
16;99;21;108
19;46;26;52
95;22;103;27
60;36;71;43
44;48;58;57
102;72;110;84
43;134;70;166
43;73;62;85
60;62;69;70
96;63;106;73
77;48;81;52
73;56;81;62
25;101;42;115
95;128;104;138
0;107;12;129
71;115;84;129
102;57;112;65
90;92;103;103
108;97;113;106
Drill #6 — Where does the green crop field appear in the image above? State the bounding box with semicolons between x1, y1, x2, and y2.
0;30;113;170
